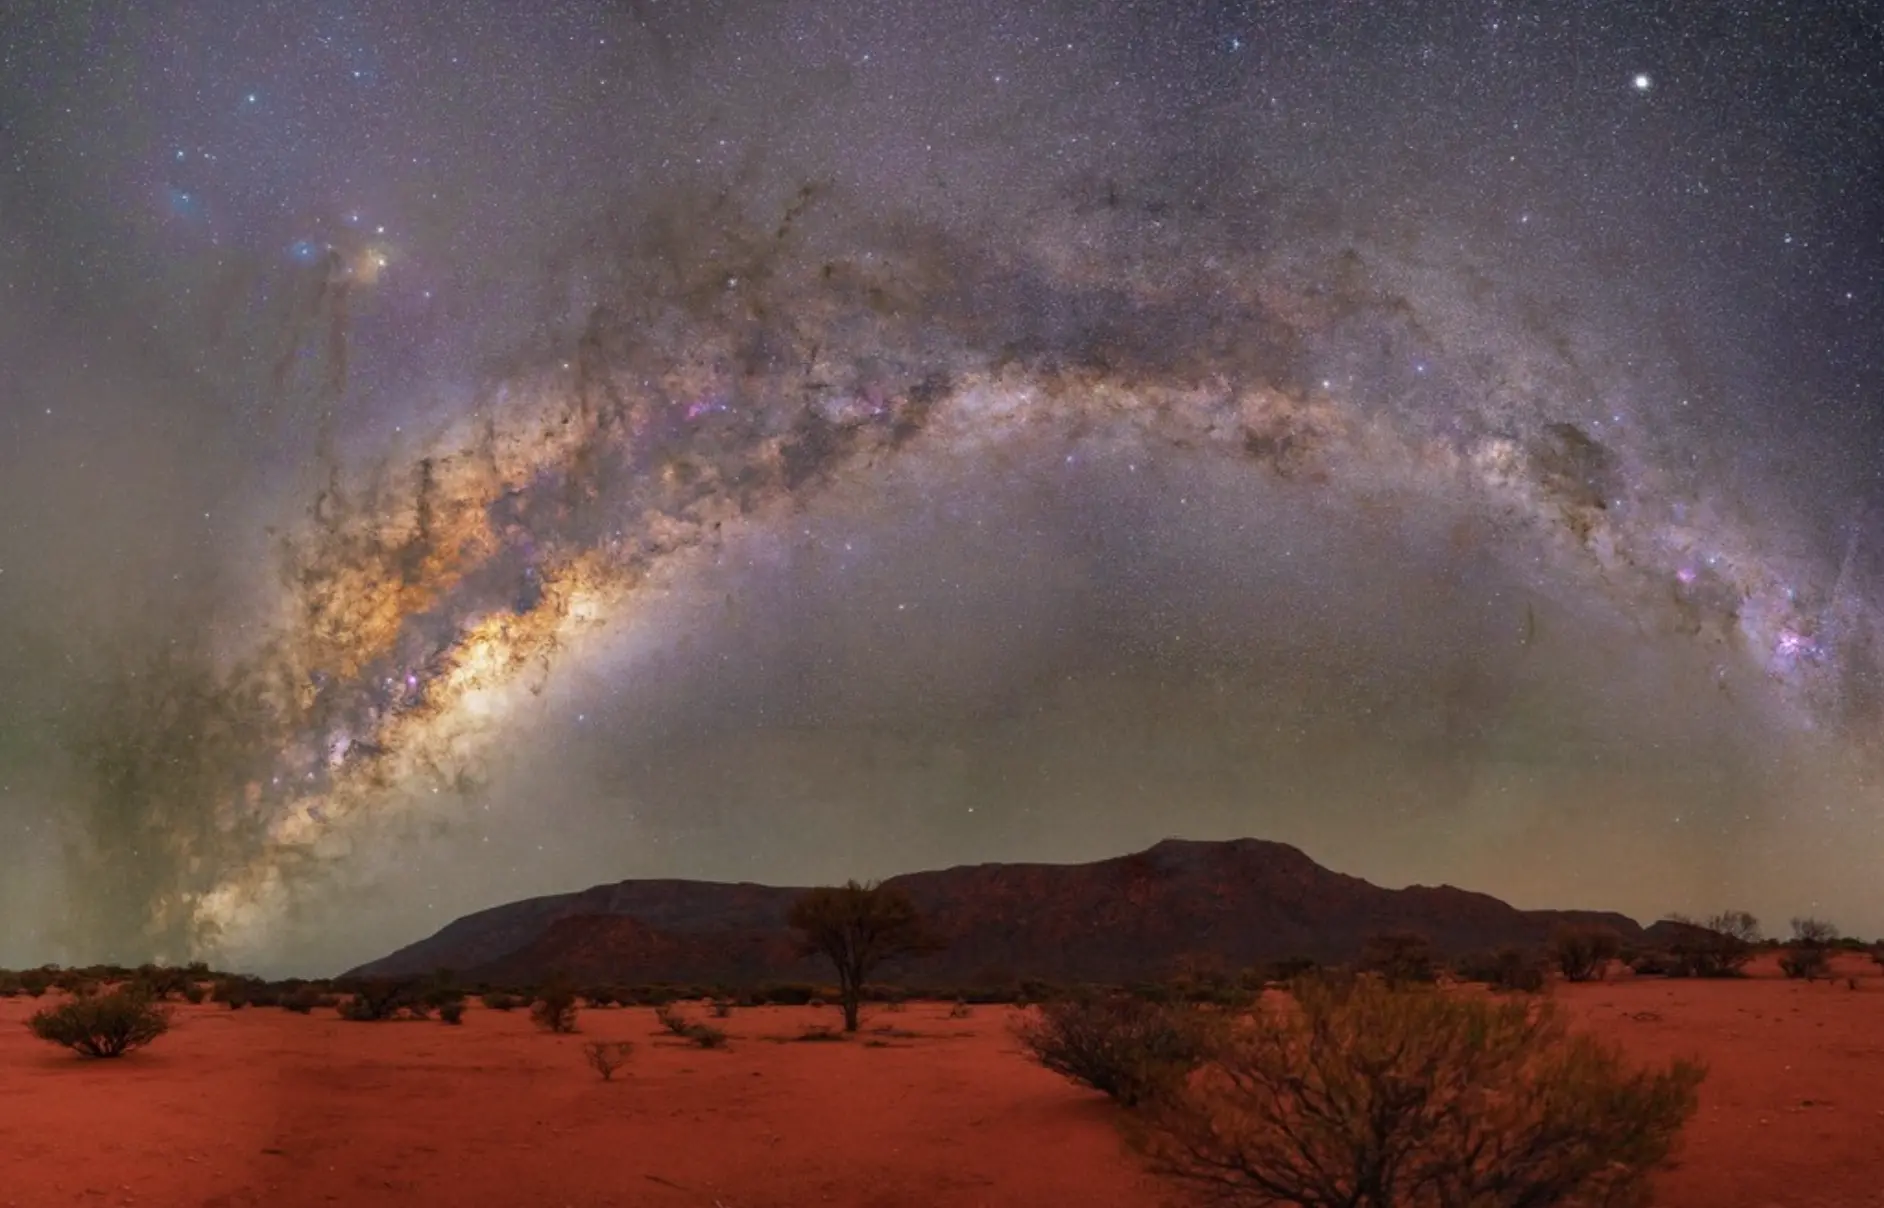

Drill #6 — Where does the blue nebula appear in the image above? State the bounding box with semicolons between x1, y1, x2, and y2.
289;238;323;264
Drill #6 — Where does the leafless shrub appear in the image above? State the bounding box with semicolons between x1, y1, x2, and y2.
582;1040;634;1081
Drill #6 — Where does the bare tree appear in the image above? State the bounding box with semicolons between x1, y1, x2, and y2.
1133;976;1705;1208
787;881;941;1032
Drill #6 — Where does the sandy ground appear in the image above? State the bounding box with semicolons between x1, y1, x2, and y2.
3;955;1882;1208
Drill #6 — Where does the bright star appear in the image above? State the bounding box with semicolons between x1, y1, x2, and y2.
1632;73;1652;92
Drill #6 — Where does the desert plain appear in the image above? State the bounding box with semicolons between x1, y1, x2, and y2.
3;953;1883;1208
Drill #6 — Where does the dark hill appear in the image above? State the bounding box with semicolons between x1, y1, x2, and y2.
347;837;1648;986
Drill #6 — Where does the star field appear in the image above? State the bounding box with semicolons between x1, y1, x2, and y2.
0;0;1880;973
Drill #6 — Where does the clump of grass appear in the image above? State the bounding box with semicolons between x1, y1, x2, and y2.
795;1025;845;1042
711;998;735;1019
480;991;521;1011
28;989;172;1059
438;1000;466;1025
582;1040;634;1081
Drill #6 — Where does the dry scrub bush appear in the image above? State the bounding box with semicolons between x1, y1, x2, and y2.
654;1004;726;1047
686;1022;728;1048
532;979;580;1033
1551;924;1621;982
1662;911;1760;977
1358;931;1437;986
1780;917;1838;981
1132;976;1704;1208
583;1040;633;1081
480;991;520;1011
1015;993;1215;1108
339;979;424;1021
1455;947;1546;993
28;989;171;1058
654;1003;693;1037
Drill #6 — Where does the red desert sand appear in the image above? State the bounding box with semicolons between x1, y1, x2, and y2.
4;954;1883;1208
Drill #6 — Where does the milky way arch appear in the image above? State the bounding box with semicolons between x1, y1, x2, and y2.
149;183;1878;960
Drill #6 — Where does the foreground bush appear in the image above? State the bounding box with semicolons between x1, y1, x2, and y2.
1133;976;1704;1208
28;990;172;1058
1015;993;1214;1107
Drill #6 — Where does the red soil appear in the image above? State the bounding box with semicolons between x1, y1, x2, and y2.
4;956;1882;1208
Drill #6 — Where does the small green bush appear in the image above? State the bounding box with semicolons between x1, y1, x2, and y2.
438;1000;466;1025
28;989;171;1058
480;991;520;1011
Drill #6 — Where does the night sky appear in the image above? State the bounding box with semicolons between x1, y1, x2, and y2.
1;0;1881;976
